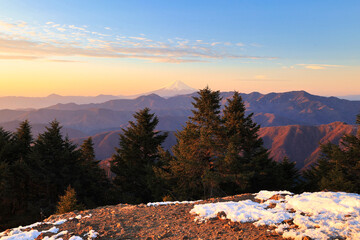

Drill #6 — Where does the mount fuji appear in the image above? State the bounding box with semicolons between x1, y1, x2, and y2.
144;80;197;98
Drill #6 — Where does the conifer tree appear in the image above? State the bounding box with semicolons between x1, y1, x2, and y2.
14;120;32;161
77;137;113;207
29;120;112;214
276;157;300;191
111;108;167;203
29;120;81;214
0;122;35;230
221;91;278;193
170;87;224;199
80;137;96;162
0;127;16;163
55;186;83;214
303;114;360;193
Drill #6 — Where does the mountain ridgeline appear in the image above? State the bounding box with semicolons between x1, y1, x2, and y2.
72;122;357;171
0;91;359;135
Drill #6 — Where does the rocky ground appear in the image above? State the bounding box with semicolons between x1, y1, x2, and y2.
2;194;286;240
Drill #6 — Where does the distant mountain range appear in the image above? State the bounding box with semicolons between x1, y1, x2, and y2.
0;94;122;110
0;81;196;110
1;89;359;169
71;122;357;170
258;122;357;169
0;90;359;135
338;95;360;101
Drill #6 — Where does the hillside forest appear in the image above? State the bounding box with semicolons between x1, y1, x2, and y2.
0;87;359;230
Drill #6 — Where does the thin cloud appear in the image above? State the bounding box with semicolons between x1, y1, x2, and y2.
297;64;344;70
0;19;277;63
0;20;27;29
0;55;39;60
69;25;86;31
211;42;221;46
46;59;83;63
0;21;16;29
57;27;66;32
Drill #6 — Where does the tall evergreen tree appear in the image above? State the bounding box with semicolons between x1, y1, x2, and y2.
303;114;360;193
0;121;35;230
170;87;224;200
77;137;113;207
14;120;32;161
29;120;81;215
0;127;16;163
221;92;279;193
80;137;96;162
111;108;167;203
276;157;300;192
30;120;112;215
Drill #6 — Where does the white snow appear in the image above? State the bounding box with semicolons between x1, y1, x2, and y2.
0;215;70;240
52;219;67;225
191;191;360;240
43;230;68;240
0;230;41;240
0;212;94;240
69;236;83;240
147;200;200;207
162;80;195;91
255;190;293;200
84;230;98;239
43;227;59;234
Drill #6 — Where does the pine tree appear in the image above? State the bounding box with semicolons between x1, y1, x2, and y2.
29;120;81;215
28;120;114;214
55;186;83;214
111;108;167;203
276;157;300;191
77;137;113;207
0;127;16;163
0;121;36;230
170;87;224;199
221;91;279;193
80;137;96;162
303;114;360;193
14;120;32;161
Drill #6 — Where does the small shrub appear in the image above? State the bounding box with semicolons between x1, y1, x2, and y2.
55;186;84;214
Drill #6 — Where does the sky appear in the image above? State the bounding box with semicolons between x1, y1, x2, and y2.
0;0;359;97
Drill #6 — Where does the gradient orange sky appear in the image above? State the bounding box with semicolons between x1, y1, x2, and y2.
0;0;359;97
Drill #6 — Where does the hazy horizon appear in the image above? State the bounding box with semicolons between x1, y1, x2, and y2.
0;0;359;97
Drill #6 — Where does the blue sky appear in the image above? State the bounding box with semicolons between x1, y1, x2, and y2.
0;0;359;96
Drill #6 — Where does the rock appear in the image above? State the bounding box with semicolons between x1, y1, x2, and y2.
267;203;277;208
217;211;227;220
269;194;287;201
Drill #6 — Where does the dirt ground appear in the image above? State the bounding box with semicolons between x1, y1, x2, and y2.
22;193;285;240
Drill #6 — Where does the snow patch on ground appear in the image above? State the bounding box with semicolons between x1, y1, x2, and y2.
147;200;200;206
43;230;68;240
255;190;293;200
0;214;92;240
52;219;67;225
69;236;83;240
191;191;360;240
84;230;99;239
0;230;42;240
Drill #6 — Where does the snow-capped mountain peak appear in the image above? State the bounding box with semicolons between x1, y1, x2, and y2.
161;80;196;91
144;80;197;98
